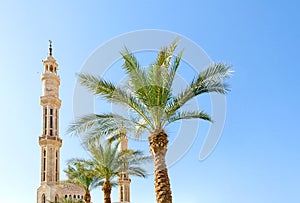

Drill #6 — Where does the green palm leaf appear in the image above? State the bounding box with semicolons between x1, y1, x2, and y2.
166;110;212;127
166;63;232;118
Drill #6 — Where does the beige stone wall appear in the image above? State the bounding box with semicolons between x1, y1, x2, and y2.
37;183;85;203
57;183;86;200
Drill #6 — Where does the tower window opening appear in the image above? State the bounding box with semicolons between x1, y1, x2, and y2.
120;186;124;201
49;108;53;136
55;109;58;133
55;195;59;202
55;150;58;181
50;117;53;128
42;194;46;203
42;149;46;181
50;65;53;72
46;65;48;71
73;195;76;199
43;151;46;170
42;172;45;182
44;107;47;135
43;157;46;171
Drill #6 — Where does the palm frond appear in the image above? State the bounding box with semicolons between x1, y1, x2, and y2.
166;63;232;117
78;73;153;127
127;166;148;178
165;50;183;91
109;88;154;129
154;38;179;68
166;110;212;126
78;73;116;96
147;39;180;108
120;48;150;104
67;113;140;138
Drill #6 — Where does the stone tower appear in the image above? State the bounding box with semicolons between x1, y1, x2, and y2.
118;131;131;203
37;40;62;203
36;42;85;203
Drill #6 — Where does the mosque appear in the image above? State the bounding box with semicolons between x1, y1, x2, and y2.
36;42;131;203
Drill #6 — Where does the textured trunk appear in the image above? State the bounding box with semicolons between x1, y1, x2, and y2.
84;190;91;203
102;181;112;203
148;129;172;203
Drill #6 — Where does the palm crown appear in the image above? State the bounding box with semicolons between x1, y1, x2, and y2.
63;160;101;203
69;40;231;139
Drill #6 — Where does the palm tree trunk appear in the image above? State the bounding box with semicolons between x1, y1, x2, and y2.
84;190;91;203
148;129;172;203
102;181;112;203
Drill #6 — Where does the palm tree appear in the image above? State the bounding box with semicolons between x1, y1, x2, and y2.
69;40;232;203
63;160;101;203
75;139;149;203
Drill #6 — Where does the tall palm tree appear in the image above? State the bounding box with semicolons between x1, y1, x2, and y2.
63;160;101;203
69;40;232;203
77;139;149;203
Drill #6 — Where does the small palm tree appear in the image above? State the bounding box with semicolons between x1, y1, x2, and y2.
69;40;232;203
63;160;101;203
73;139;149;203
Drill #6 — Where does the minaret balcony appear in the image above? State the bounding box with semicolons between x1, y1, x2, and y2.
39;135;62;145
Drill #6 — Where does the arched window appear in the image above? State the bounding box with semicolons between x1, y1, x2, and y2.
55;150;58;181
55;194;59;202
120;186;124;201
42;149;46;181
50;65;53;72
43;107;47;135
49;108;53;136
55;109;58;134
42;194;46;203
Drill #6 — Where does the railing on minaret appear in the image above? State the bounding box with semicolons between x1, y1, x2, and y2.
118;129;131;203
38;40;62;184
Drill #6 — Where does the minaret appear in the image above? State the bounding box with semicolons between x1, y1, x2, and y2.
37;41;62;203
118;130;131;203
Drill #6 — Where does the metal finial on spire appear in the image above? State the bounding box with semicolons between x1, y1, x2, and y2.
49;40;52;56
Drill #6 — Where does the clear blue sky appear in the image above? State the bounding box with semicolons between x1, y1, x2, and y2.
0;1;300;203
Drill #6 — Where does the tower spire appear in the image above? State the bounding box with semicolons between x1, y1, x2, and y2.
49;40;53;56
